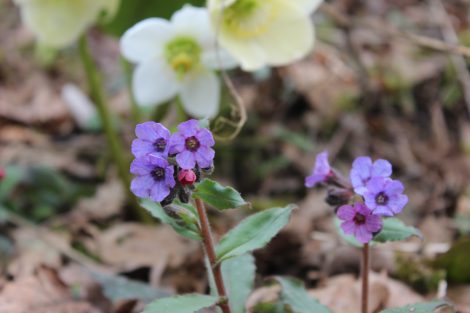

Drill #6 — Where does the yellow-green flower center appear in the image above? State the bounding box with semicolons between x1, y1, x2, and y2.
165;37;201;79
227;0;259;18
222;0;277;39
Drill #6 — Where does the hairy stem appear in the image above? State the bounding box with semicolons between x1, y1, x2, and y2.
195;198;231;313
361;243;369;313
78;35;150;223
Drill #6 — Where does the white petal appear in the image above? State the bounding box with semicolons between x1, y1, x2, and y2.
61;83;97;129
133;60;179;107
17;0;102;47
295;0;323;13
180;70;220;118
214;0;314;71
202;47;239;70
218;35;267;70
249;1;314;68
171;5;215;46
120;18;173;63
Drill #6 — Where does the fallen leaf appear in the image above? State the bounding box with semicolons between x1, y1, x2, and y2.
0;266;101;313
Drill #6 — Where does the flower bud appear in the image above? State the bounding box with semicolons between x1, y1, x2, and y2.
160;187;178;206
200;164;214;176
178;169;197;186
0;167;4;181
178;187;191;203
326;169;353;189
325;187;354;206
163;204;198;226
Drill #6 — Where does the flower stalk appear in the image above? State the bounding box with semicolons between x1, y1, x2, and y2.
78;34;149;222
361;243;369;313
194;198;231;313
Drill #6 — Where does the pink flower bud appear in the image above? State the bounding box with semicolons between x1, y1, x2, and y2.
0;167;4;181
178;169;197;186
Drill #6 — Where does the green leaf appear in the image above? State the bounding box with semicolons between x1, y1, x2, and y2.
91;272;170;303
140;199;201;241
174;199;198;216
373;218;422;243
193;179;249;211
215;205;295;262
433;238;470;283
223;254;256;313
274;277;332;313
143;294;219;313
380;299;455;313
0;166;24;202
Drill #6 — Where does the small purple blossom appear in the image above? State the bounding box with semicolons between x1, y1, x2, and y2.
130;154;176;202
169;119;215;170
305;151;332;188
363;178;408;217
350;156;392;195
132;122;171;158
337;203;383;244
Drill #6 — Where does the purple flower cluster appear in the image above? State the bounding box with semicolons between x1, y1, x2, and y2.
305;152;408;244
130;120;215;203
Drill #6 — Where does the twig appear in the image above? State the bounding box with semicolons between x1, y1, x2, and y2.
429;0;470;116
319;3;470;58
194;199;231;313
361;243;369;313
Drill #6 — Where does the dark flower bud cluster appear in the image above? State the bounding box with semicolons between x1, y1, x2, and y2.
305;152;408;243
130;120;215;205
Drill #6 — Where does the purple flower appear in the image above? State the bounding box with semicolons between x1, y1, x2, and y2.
130;154;176;202
169;119;215;170
350;156;392;195
337;203;383;244
131;122;171;158
363;178;408;217
305;151;332;188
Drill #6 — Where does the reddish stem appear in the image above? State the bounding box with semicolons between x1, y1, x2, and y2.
195;198;231;313
361;243;370;313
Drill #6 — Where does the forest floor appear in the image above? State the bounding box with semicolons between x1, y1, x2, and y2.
0;0;469;312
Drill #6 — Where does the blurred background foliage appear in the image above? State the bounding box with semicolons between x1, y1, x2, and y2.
102;0;205;36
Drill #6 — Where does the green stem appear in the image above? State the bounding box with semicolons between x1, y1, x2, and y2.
175;96;188;123
120;56;142;124
78;34;150;223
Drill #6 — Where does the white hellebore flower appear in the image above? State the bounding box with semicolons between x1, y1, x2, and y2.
120;5;237;119
14;0;119;48
207;0;323;71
